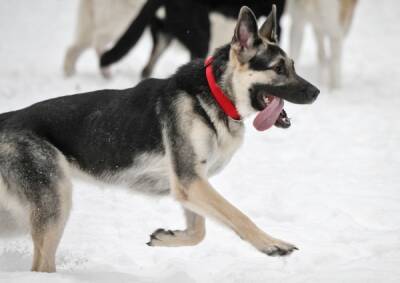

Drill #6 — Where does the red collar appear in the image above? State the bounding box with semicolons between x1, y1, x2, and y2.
205;57;241;120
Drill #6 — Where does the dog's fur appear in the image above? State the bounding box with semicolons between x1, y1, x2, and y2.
288;0;358;89
99;0;286;78
0;7;318;272
63;0;145;77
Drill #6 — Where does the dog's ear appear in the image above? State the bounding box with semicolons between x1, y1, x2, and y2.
259;4;278;43
231;6;260;63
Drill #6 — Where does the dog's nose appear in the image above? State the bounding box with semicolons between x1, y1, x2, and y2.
307;86;320;103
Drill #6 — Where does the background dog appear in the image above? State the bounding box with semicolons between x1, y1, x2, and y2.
288;0;358;89
63;0;145;77
0;6;318;272
99;0;286;78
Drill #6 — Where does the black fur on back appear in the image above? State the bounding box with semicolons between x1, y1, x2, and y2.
0;46;233;177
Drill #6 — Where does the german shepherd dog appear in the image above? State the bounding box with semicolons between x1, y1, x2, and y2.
0;6;319;272
99;0;286;78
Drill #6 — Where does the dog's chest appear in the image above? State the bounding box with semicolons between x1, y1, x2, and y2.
207;124;244;176
110;128;243;194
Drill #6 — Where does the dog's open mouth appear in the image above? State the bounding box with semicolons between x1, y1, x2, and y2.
253;95;291;131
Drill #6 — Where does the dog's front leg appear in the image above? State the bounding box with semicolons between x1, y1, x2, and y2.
173;177;297;256
158;101;297;256
147;208;205;247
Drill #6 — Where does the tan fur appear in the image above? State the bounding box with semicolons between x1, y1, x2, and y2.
171;177;296;254
63;0;145;77
340;0;358;35
0;142;16;154
30;154;72;273
31;224;63;272
288;0;358;88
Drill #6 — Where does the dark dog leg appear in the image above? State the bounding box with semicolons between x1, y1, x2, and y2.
141;17;172;78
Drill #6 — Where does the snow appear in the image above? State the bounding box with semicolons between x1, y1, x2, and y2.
1;0;400;282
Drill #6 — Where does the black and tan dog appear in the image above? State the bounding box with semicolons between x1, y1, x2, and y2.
99;0;286;78
0;6;318;273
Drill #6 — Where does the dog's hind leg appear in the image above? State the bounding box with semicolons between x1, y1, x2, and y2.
328;35;343;89
95;34;113;79
0;132;72;272
64;42;91;77
313;27;327;68
63;0;93;77
313;27;327;84
141;18;172;78
147;208;205;247
289;6;307;62
30;176;72;273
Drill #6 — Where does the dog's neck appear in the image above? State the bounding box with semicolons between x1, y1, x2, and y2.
205;57;240;121
171;44;243;132
207;44;233;95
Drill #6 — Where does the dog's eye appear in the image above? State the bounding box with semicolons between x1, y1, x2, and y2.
274;63;285;75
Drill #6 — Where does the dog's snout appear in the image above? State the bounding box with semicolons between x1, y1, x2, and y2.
306;85;320;103
291;75;320;104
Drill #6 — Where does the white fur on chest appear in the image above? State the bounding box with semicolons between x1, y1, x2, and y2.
190;99;245;177
207;124;244;176
114;120;243;194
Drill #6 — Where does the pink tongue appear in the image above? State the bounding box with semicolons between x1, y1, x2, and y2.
253;97;284;131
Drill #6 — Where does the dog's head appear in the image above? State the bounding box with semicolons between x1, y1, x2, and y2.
224;6;319;131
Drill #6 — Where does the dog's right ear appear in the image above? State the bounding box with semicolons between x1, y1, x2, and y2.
259;4;278;43
231;6;260;64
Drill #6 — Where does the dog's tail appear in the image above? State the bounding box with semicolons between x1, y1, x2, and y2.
100;0;166;68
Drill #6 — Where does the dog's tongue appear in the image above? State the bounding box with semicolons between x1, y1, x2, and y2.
253;97;284;131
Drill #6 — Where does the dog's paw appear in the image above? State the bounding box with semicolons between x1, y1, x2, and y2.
260;239;298;257
146;228;175;246
141;67;151;79
146;227;205;247
63;65;75;78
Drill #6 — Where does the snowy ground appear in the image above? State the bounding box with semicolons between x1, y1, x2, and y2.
0;0;400;282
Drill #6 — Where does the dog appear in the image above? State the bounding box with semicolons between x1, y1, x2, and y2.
63;0;145;77
0;6;319;272
99;0;286;78
288;0;358;89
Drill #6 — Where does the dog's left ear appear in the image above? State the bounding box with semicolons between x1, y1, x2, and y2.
231;6;260;63
259;5;278;43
